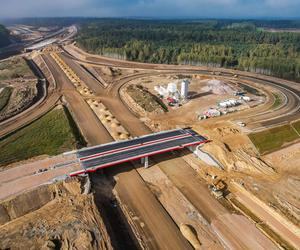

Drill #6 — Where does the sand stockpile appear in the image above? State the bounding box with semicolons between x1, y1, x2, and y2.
193;123;275;175
180;224;201;249
102;66;120;77
111;121;120;128
214;126;240;137
119;133;130;140
202;142;275;175
202;79;235;95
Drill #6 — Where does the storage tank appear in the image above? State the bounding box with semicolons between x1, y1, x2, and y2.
167;82;177;93
181;79;190;100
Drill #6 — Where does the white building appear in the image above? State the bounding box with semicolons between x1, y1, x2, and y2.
218;99;240;108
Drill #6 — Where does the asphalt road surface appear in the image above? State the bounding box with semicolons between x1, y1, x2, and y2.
77;129;207;171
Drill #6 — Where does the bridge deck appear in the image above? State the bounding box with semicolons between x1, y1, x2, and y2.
70;128;208;176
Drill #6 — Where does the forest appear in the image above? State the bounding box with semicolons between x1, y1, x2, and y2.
0;24;10;48
75;19;300;81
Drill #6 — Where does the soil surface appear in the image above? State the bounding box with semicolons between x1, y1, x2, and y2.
0;178;113;250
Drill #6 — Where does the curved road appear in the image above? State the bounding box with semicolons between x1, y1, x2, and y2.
2;44;299;139
63;46;300;131
1;44;298;249
58;47;287;248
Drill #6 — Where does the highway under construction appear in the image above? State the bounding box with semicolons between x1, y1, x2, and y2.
1;25;300;250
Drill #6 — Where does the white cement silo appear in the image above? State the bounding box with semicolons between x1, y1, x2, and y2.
181;79;189;100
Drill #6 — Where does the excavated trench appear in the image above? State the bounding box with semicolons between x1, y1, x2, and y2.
90;172;141;250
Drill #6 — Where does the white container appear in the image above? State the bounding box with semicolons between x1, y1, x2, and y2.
228;99;236;106
219;102;227;108
242;96;251;102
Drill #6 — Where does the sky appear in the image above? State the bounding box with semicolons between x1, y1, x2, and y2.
0;0;300;19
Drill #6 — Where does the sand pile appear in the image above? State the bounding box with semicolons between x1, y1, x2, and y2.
102;66;120;77
202;79;234;95
202;142;275;175
193;123;275;175
180;224;201;249
214;126;240;137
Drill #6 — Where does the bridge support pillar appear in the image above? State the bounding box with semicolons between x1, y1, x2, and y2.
144;156;149;168
188;145;198;155
141;156;149;168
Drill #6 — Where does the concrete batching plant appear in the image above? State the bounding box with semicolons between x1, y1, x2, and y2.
154;79;190;106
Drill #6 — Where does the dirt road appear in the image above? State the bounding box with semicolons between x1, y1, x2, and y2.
233;183;300;249
1;45;294;248
0;54;59;138
153;153;277;249
60;53;151;136
42;53;193;249
64;44;300;130
0;154;81;201
109;164;193;249
55;51;280;248
42;54;113;145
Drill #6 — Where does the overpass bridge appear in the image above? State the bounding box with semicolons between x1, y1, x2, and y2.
69;128;208;176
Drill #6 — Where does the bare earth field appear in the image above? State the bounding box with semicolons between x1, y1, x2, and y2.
0;56;38;121
124;74;260;130
122;74;300;247
1;40;300;250
0;178;113;249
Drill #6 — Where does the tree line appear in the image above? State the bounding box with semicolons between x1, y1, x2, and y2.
0;24;11;48
75;19;300;81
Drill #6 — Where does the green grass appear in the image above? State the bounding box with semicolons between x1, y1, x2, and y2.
272;93;282;109
249;124;300;154
0;57;34;81
0;87;12;111
0;107;86;166
239;83;263;96
291;120;300;134
256;27;265;32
